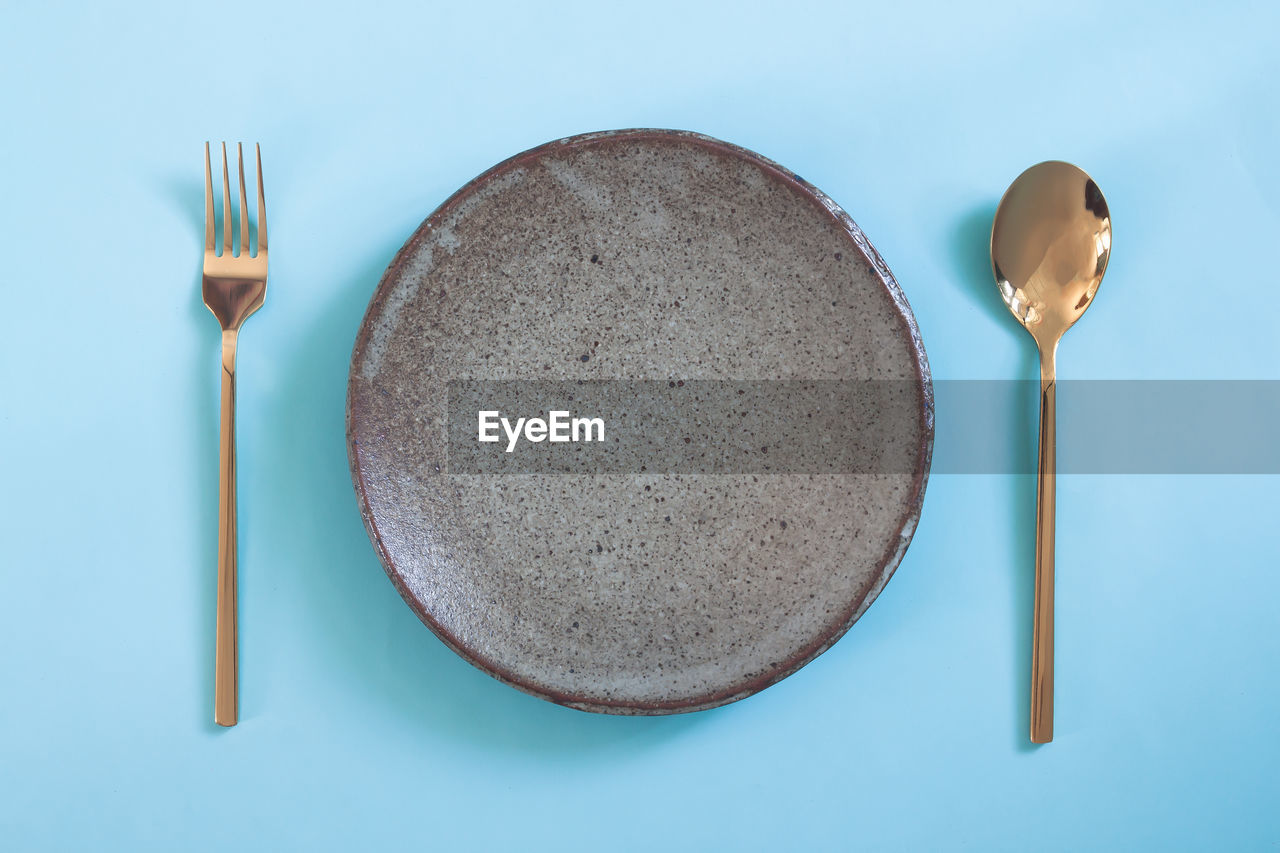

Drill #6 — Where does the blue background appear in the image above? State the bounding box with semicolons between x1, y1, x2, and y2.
2;1;1277;849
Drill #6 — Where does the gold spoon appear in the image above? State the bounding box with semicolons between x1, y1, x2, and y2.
991;161;1111;743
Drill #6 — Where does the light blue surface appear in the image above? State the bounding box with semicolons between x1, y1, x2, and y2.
2;1;1277;849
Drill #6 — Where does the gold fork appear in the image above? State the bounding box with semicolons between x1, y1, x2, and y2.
202;142;267;727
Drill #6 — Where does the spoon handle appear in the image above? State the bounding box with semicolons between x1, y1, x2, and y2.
1031;349;1057;743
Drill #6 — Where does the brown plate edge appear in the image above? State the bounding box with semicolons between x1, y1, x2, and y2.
345;128;935;715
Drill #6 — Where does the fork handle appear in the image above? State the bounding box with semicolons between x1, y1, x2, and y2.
215;330;239;727
1031;347;1057;744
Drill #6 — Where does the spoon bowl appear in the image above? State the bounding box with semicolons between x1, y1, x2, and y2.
992;161;1111;351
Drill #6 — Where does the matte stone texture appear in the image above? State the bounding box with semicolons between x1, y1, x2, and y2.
347;129;933;714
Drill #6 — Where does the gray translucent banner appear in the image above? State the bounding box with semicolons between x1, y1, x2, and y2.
442;380;1280;474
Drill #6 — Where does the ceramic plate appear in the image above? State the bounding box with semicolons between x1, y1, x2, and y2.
347;129;932;713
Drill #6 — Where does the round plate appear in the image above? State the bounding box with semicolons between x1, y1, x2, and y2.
347;130;932;714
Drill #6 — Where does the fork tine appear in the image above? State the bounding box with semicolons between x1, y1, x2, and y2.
255;143;267;255
204;143;215;252
220;142;233;256
237;143;249;257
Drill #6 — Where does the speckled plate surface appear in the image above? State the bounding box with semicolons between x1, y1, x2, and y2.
347;130;933;714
